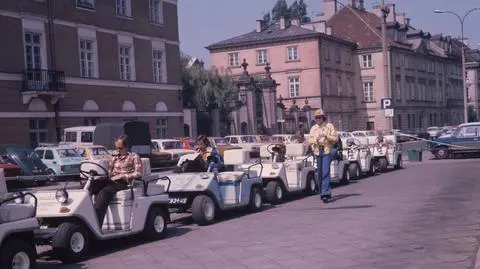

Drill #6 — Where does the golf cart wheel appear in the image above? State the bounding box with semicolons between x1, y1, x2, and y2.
143;207;168;240
305;172;317;195
265;180;283;204
378;158;388;172
191;195;216;225
434;147;449;159
52;222;90;263
394;155;403;169
348;163;360;180
341;165;351;185
248;187;263;212
368;161;376;176
0;238;36;269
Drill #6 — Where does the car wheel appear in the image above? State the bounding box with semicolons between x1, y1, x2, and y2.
348;162;360;180
434;147;449;159
265;180;283;204
143;207;168;240
378;157;388;172
304;172;317;195
249;187;263;212
52;222;90;264
191;195;216;226
0;237;36;269
47;169;56;182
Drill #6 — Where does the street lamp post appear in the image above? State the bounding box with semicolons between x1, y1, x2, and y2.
434;7;480;123
302;98;312;131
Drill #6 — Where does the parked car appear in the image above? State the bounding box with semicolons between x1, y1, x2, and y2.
426;126;441;138
74;144;112;162
271;134;296;144
0;145;50;186
208;137;242;156
429;122;480;159
0;154;21;178
151;139;195;165
35;145;82;179
179;138;196;150
225;135;261;157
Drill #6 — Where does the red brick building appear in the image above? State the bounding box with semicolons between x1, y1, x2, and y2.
0;0;183;147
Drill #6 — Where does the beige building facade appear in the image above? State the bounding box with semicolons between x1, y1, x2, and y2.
0;0;182;147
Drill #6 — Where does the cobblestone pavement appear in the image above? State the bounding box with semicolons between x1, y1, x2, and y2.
37;158;480;269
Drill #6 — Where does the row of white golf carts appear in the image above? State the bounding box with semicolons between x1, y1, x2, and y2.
0;135;402;268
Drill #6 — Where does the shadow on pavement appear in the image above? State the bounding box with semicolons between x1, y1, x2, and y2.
37;226;191;267
329;192;362;203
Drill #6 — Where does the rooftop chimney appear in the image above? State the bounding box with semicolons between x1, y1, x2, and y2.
291;18;300;26
256;19;265;32
323;0;338;21
396;12;406;24
280;17;286;29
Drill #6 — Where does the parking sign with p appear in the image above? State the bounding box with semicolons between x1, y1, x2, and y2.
381;98;393;109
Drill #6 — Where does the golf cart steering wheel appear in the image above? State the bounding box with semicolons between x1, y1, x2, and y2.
267;143;283;154
79;161;109;179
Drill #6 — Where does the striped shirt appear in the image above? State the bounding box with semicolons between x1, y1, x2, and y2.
109;152;143;180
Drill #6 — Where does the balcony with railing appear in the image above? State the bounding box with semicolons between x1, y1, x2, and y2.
21;69;67;104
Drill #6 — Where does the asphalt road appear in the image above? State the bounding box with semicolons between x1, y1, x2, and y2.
35;156;480;269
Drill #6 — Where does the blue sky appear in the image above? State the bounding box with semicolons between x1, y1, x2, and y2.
178;0;480;67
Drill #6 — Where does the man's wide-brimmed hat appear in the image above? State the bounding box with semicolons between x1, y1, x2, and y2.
314;109;325;117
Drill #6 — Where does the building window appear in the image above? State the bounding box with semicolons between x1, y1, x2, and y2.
395;79;401;101
25;32;42;70
363;81;374;102
84;118;99;126
228;52;239;67
256;49;268;65
29;119;48;148
325;76;331;95
362;54;373;68
346;53;351;65
152;49;163;83
337;76;342;95
287;46;298;61
77;0;94;9
288;76;300;97
79;40;95;78
347;76;353;96
149;0;163;24
116;0;131;17
156;118;168;138
335;48;341;63
324;45;330;61
119;46;132;80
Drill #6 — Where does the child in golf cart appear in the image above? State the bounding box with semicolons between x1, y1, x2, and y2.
195;135;223;172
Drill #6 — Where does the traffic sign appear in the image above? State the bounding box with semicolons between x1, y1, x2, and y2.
381;98;393;109
384;108;394;118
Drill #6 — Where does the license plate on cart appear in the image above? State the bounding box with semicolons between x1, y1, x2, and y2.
169;197;187;204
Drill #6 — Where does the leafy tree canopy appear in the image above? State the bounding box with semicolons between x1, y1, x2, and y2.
265;0;311;24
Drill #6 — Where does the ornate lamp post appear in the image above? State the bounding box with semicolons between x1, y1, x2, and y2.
290;99;299;133
277;95;286;134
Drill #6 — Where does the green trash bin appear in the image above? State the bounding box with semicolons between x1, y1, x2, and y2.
407;149;423;162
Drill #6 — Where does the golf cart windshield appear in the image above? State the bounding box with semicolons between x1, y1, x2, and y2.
162;141;183;150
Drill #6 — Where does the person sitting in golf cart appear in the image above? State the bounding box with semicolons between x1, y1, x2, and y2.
375;132;385;145
90;135;143;225
195;134;223;172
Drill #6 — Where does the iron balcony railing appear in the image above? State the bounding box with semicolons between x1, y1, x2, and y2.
21;69;66;92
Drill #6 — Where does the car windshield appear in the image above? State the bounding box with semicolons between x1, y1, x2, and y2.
213;138;228;145
382;130;394;135
270;136;283;142
366;131;377;136
57;149;81;158
6;147;39;160
91;147;109;156
162;141;183;150
188;141;196;148
240;136;255;143
352;133;365;137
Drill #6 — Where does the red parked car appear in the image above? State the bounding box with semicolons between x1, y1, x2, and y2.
0;154;21;177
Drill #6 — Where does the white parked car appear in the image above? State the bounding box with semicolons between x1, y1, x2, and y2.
0;168;39;269
225;135;262;157
151;139;195;165
253;143;318;204
155;149;264;225
30;159;171;263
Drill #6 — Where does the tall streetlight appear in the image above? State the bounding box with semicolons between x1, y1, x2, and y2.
434;8;480;123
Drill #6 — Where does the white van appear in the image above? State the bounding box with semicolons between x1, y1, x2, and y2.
62;126;96;145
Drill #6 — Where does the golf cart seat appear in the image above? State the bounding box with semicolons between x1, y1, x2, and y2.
285;143;307;169
0;169;35;222
217;171;257;183
222;149;258;178
260;145;271;159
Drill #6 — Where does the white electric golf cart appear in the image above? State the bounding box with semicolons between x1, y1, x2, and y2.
155;149;264;226
343;138;376;179
0;168;39;269
30;158;171;263
252;143;317;204
369;137;402;172
306;142;351;184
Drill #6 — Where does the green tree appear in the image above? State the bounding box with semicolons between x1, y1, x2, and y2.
271;0;289;22
262;12;271;25
297;0;311;22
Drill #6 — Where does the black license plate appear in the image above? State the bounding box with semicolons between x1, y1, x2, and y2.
169;197;188;204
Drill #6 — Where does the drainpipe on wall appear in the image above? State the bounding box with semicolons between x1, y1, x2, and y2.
46;0;60;143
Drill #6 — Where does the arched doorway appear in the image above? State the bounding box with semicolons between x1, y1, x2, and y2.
241;122;248;135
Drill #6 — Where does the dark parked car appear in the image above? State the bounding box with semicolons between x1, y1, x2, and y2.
429;122;480;159
0;145;50;186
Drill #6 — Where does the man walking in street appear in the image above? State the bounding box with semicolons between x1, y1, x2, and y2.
308;109;338;203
